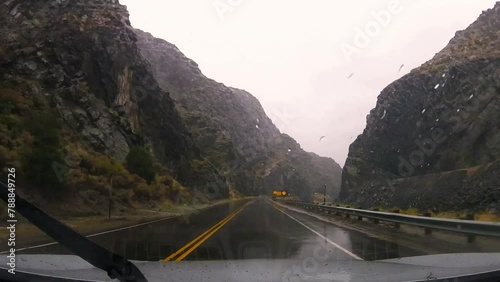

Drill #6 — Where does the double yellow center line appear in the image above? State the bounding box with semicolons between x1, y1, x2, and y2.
162;203;248;262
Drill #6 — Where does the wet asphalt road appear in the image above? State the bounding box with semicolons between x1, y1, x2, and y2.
17;197;425;262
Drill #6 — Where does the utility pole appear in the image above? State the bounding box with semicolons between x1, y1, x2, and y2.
108;175;113;219
323;184;326;205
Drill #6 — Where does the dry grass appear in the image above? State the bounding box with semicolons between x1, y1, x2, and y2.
476;213;500;222
312;193;333;204
464;163;493;179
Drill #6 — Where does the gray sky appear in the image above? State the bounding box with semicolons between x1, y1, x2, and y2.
120;0;498;166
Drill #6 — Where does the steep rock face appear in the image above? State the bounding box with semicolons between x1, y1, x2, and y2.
304;152;343;195
135;30;342;199
340;3;500;212
0;0;227;200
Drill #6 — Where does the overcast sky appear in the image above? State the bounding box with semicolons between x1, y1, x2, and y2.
120;0;498;166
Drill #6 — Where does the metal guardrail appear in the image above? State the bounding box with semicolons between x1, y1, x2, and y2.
283;201;500;238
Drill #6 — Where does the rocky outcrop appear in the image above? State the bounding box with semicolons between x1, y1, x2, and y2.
0;0;228;199
135;30;342;200
0;0;341;206
340;3;500;213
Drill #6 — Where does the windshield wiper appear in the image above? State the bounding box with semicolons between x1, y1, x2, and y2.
0;182;148;282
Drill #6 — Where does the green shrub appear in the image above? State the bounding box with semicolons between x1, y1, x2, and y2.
126;147;155;184
23;146;64;190
24;110;61;147
22;110;65;198
86;155;126;176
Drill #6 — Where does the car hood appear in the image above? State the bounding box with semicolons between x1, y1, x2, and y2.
1;253;500;282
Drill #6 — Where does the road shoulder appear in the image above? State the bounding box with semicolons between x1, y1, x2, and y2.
273;200;500;256
0;198;251;251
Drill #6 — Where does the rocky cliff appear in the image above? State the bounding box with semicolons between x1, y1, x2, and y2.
340;3;500;213
0;0;227;215
135;29;342;200
0;0;341;215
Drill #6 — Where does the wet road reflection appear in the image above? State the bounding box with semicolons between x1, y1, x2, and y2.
280;205;425;261
18;198;424;262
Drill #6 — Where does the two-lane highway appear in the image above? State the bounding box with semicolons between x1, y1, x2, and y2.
189;198;424;261
17;197;425;262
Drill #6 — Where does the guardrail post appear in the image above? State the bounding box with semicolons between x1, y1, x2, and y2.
373;209;379;224
393;210;400;228
334;205;341;216
424;213;432;235
345;206;351;218
466;214;476;243
289;202;500;238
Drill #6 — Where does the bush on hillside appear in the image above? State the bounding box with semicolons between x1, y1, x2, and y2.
22;110;65;198
126;147;156;184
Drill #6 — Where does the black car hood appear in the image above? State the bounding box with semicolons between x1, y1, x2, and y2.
1;252;500;282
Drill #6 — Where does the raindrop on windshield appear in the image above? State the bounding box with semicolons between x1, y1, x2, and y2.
421;109;426;114
434;84;440;89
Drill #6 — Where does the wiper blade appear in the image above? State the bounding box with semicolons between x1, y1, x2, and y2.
0;182;148;282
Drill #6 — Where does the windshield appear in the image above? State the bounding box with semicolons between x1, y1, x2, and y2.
0;0;499;281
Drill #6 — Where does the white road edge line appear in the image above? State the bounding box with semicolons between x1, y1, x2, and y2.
0;268;104;282
3;216;174;253
2;200;251;254
269;201;363;261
